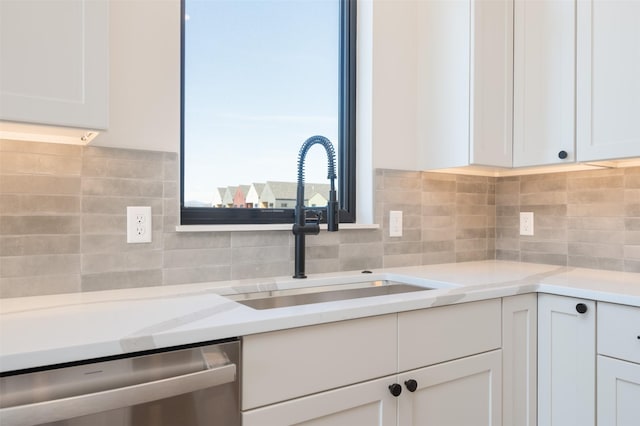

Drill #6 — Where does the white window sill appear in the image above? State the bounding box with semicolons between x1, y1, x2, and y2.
175;223;380;233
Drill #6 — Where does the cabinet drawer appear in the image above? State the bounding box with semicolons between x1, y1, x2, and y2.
598;302;640;364
242;314;397;410
398;299;501;371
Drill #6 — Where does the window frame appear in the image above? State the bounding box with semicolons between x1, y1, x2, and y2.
179;0;356;226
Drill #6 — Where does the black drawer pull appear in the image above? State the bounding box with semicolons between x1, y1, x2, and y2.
576;303;588;314
405;379;418;392
389;383;402;397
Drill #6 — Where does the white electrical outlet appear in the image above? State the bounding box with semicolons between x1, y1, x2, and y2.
127;206;152;243
389;210;403;237
520;212;534;236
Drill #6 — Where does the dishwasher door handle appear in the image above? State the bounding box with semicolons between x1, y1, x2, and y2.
0;363;236;426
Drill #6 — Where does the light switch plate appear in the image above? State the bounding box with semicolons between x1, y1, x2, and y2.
520;212;534;236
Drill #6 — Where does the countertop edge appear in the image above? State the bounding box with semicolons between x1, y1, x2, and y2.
1;260;639;373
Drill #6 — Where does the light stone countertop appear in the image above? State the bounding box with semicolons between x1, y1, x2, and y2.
1;260;639;373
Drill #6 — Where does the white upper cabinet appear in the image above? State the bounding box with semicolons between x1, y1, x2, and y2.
0;0;108;130
576;0;640;162
513;0;576;167
418;0;513;170
416;0;640;171
471;0;515;167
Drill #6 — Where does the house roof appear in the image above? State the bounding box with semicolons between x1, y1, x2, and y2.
235;185;250;196
250;183;265;193
263;181;330;200
264;181;298;199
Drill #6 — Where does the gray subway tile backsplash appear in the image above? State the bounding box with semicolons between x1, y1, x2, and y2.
0;174;81;195
1;140;639;298
0;274;80;298
496;167;640;271
0;254;80;278
0;216;80;235
81;269;163;292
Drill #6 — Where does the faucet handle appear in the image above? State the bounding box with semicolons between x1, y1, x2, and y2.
304;209;323;224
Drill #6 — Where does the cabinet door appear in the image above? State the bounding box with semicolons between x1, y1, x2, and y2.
398;350;502;426
576;0;640;162
242;375;397;426
538;294;595;426
503;294;537;426
513;0;575;167
417;0;512;169
470;0;513;168
0;0;108;129
416;0;471;169
597;355;640;426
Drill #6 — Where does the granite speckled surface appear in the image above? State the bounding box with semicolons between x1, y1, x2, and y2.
1;260;638;372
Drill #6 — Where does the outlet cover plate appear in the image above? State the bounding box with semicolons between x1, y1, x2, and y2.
520;212;534;236
389;210;403;237
127;206;152;243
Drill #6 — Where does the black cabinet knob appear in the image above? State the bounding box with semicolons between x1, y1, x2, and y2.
389;383;402;397
404;379;418;392
576;303;588;314
558;150;568;159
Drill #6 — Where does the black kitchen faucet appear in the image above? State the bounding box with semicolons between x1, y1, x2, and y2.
292;135;339;278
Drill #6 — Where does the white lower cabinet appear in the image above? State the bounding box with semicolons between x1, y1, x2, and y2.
243;350;502;426
502;294;537;426
242;294;637;426
242;314;397;410
596;302;640;426
242;375;397;426
597;356;640;426
397;299;502;371
537;294;596;426
397;350;502;426
242;299;503;426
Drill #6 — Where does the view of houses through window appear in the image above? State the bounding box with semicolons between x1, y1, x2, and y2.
211;182;331;209
182;0;341;210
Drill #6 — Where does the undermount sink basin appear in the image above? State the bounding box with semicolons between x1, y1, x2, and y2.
227;280;432;310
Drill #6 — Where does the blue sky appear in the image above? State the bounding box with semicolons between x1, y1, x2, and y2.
183;0;340;203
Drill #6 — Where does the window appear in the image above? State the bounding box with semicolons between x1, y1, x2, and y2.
180;0;356;225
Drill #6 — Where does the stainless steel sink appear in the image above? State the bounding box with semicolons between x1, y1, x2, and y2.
227;280;431;310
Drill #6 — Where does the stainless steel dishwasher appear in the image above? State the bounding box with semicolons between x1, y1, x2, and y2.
0;339;240;426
